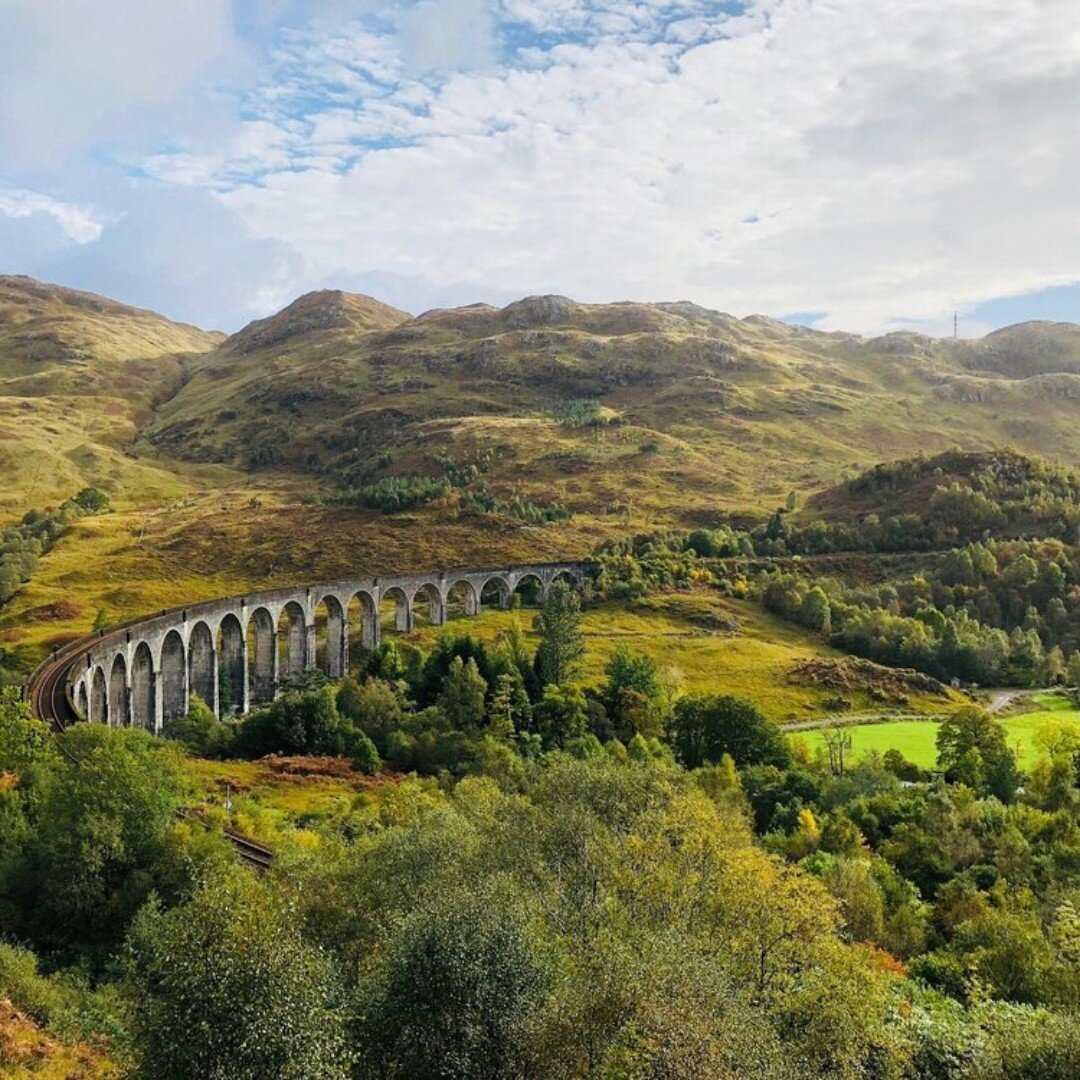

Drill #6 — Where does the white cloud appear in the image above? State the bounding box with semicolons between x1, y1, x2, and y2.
0;0;247;168
172;0;1080;332
0;188;104;244
398;0;496;73
5;0;1080;334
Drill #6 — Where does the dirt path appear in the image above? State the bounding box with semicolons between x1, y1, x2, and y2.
781;712;936;732
986;689;1033;714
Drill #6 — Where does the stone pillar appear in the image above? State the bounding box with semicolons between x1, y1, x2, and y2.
240;641;250;715
181;654;190;720
270;628;280;691
429;594;445;626
396;596;414;633
151;668;164;733
305;621;317;669
122;672;134;728
465;585;479;616
362;609;380;650
211;645;220;718
330;611;347;678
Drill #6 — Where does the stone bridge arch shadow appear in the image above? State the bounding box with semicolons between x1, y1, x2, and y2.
160;629;187;726
379;586;412;637
446;579;479;621
248;607;276;706
480;576;511;611
551;569;580;590
512;572;545;608
109;654;128;727
217;615;246;717
347;591;378;674
90;665;107;725
278;601;308;682
188;621;215;712
76;680;89;723
131;641;155;731
411;582;446;631
314;594;347;679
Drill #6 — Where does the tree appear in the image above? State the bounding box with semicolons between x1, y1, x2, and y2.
127;867;352;1080
670;694;790;769
1041;646;1066;686
799;587;832;633
359;886;548;1079
336;676;404;748
18;725;184;960
0;687;53;777
487;670;530;740
234;686;344;757
534;684;588;749
165;694;233;757
437;655;488;732
533;581;585;686
823;727;853;776
601;646;664;740
936;706;1020;800
72;486;109;513
418;634;496;707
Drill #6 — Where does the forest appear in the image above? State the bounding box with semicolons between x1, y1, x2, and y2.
3;566;1080;1077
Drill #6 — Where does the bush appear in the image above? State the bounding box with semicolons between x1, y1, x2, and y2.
358;885;549;1078
669;694;790;769
164;695;234;757
330;475;451;512
127;868;353;1079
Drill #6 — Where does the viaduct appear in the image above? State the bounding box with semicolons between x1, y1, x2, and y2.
32;562;590;732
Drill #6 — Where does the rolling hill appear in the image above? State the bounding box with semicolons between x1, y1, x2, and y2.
146;291;1080;524
8;276;1080;672
0;275;228;518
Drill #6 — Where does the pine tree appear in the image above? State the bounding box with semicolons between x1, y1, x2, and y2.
438;656;488;732
533;582;585;687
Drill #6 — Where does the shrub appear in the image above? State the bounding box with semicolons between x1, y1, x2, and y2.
669;694;790;769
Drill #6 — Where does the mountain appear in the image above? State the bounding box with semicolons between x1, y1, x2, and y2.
0;276;224;517
10;275;1080;664
147;290;1080;522
0;275;219;399
954;320;1080;379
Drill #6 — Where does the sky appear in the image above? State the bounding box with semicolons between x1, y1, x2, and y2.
1;0;1078;336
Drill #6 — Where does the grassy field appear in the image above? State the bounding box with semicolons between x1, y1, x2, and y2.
181;755;448;846
409;590;956;723
799;693;1080;769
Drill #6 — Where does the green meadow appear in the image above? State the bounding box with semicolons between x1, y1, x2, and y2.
799;693;1080;769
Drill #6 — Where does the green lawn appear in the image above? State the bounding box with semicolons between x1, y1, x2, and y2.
799;694;1080;770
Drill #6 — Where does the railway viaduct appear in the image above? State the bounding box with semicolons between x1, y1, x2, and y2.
46;562;590;732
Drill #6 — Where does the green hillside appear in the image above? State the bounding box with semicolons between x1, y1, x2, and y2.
9;277;1080;684
0;275;231;519
147;292;1080;524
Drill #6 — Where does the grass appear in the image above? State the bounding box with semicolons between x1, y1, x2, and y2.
798;692;1080;769
183;756;369;839
409;590;955;723
0;1000;119;1078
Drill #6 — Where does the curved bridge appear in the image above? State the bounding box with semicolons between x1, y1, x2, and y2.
28;562;590;732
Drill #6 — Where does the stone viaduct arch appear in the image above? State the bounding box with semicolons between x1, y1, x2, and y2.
62;561;590;731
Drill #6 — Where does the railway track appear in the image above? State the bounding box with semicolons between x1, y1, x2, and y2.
25;647;274;872
223;830;275;872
